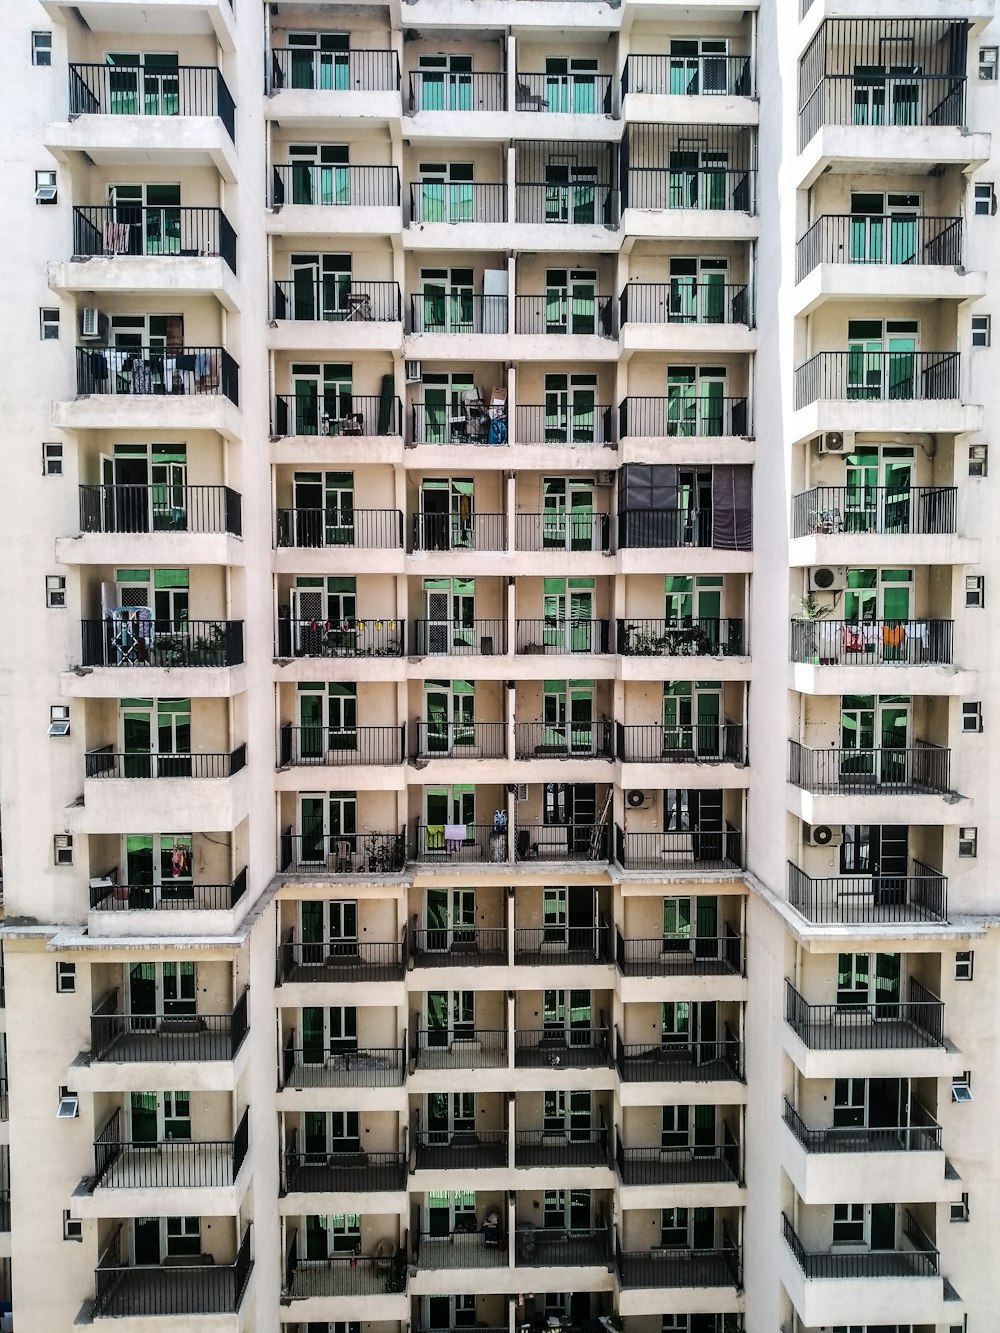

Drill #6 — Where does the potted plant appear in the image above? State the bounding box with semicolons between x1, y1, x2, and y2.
794;593;833;665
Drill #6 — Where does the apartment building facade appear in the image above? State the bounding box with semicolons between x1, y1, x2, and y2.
0;0;997;1330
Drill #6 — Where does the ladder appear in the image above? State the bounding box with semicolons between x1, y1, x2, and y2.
587;788;613;859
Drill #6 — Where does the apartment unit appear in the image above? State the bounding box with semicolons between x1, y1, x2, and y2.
0;0;997;1330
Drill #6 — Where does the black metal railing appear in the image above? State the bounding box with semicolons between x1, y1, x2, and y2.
411;513;507;552
273;392;401;438
617;722;745;764
90;987;249;1062
277;935;405;982
89;869;247;912
516;183;620;226
794;351;960;408
409;182;507;224
409;72;506;111
615;1131;740;1186
73;205;237;273
781;1096;942;1154
616;929;742;977
627;168;754;213
414;1229;508;1267
616;1236;741;1289
279;830;406;875
514;824;610;862
411;926;507;966
782;1210;938;1278
514;512;610;552
415;824;510;862
791;484;957;537
796;214;963;281
414;721;507;759
272;164;400;208
94;1224;252;1317
68;63;236;141
80;483;242;536
515;1225;610;1267
788;738;951;795
76;345;239;403
270;47;399;92
81;618;244;669
273;278;401;323
0;1079;8;1122
513;719;613;760
617;509;717;549
799;74;967;151
615;825;743;872
0;1192;9;1232
615;1026;744;1082
621;282;751;326
414;1129;508;1169
281;1037;406;1088
276;617;404;659
784;977;945;1050
619;396;749;438
409;402;507;446
93;1106;249;1188
413;619;507;655
622;54;751;97
618;618;745;658
514;404;614;445
514;921;610;964
278;724;404;767
410;294;509;335
790;618;954;666
787;860;948;926
514;1025;610;1068
515;619;610;654
515;73;613;112
275;507;403;549
513;295;613;338
284;1150;407;1193
514;1128;609;1168
412;1028;508;1069
284;1245;406;1299
85;744;245;779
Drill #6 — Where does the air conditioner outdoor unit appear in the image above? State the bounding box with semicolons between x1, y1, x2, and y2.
80;307;105;339
626;790;650;810
818;431;853;455
806;823;843;848
809;565;848;593
405;360;422;382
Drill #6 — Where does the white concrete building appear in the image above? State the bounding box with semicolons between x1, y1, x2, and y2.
0;0;997;1329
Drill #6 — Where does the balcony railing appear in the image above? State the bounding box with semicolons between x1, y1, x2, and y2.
270;47;399;92
275;507;403;549
514;1127;609;1168
787;860;948;926
784;977;945;1050
513;295;613;338
411;513;507;552
626;168;754;213
412;1028;508;1069
415;823;509;863
617;509;717;550
273;278;401;323
514;921;610;965
73;205;237;273
619;396;749;438
515;824;610;862
90;988;249;1063
616;722;745;765
787;738;951;795
414;1229;508;1268
414;1129;508;1169
281;1033;406;1088
514;512;611;552
616;1025;743;1082
796;214;963;282
513;719;613;760
616;929;742;977
76;345;239;403
89;868;248;912
284;1150;407;1193
620;282;751;326
516;183;620;226
799;74;967;151
94;1224;252;1317
411;927;507;967
514;1026;610;1069
414;619;507;655
409;72;506;111
0;1079;8;1122
284;1242;406;1299
515;73;613;112
272;164;400;208
782;1210;938;1278
622;54;751;97
414;721;507;759
409;182;507;224
792;484;957;538
81;618;244;668
410;294;509;335
279;830;406;875
515;619;611;654
273;392;401;437
615;824;744;872
276;934;406;983
80;483;242;536
616;1232;741;1288
68;63;236;141
93;1106;249;1189
781;1096;942;1154
794;351;960;408
515;1225;610;1267
615;1130;740;1186
514;403;614;445
84;744;246;779
278;724;405;768
410;403;507;447
276;617;405;659
618;618;745;658
0;1192;8;1232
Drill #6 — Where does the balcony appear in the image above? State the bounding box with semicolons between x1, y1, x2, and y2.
284;1149;407;1195
784;978;944;1051
616;723;745;765
279;830;406;875
514;403;614;446
284;1240;406;1301
782;1096;941;1156
620;281;752;327
280;1034;406;1088
271;164;400;210
89;988;248;1064
408;182;507;227
615;1130;740;1187
408;71;506;112
514;1128;609;1169
415;1130;508;1170
515;619;611;655
408;295;509;355
514;824;609;863
411;513;507;552
94;1224;252;1318
278;724;405;768
414;1229;508;1270
81;618;244;669
515;182;620;229
795;213;966;290
794;351;959;408
787;861;947;926
787;739;951;795
84;745;245;780
411;928;507;967
514;73;613;115
619;396;749;439
513;720;614;761
270;47;399;93
615;1229;741;1289
276;934;406;984
624;125;757;233
79;483;242;537
512;295;614;340
415;824;510;863
782;1209;938;1279
412;1028;508;1070
70;203;237;275
276;617;405;659
513;921;610;965
413;619;507;656
513;513;611;553
791;485;957;539
276;508;403;551
411;402;508;447
68;61;234;132
514;1224;610;1268
617;618;746;659
514;1025;610;1069
273;394;402;439
615;1027;743;1084
89;868;247;913
273;278;401;328
90;1106;249;1192
614;825;744;873
615;929;743;978
75;345;239;405
623;54;752;101
414;721;507;760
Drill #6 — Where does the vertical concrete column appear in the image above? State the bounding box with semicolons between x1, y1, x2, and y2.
507;35;517;120
506;574;516;659
506;143;517;229
505;469;516;553
506;680;516;767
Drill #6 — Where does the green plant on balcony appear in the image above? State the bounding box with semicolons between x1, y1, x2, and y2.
794;593;832;665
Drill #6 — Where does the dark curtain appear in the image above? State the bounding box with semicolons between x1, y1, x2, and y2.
711;464;752;552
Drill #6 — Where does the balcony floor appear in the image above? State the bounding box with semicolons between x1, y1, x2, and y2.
417;1237;506;1270
287;1054;402;1087
790;1017;938;1051
285;1159;406;1193
289;1262;399;1299
620;1048;738;1082
416;1141;507;1170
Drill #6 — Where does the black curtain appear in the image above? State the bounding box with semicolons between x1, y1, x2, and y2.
710;464;752;552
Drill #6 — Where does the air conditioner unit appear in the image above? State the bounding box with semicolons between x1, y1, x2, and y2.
626;790;650;810
809;565;848;593
806;823;843;848
80;307;105;340
405;360;422;383
818;431;853;455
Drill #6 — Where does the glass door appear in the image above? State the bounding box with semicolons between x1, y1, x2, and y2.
287;31;350;90
419;267;474;334
418;162;474;222
425;888;475;950
545;269;598;335
418;54;473;110
426;990;475;1046
545;162;598;224
849;192;920;264
291;363;353;436
290;253;351;321
288;143;350;206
